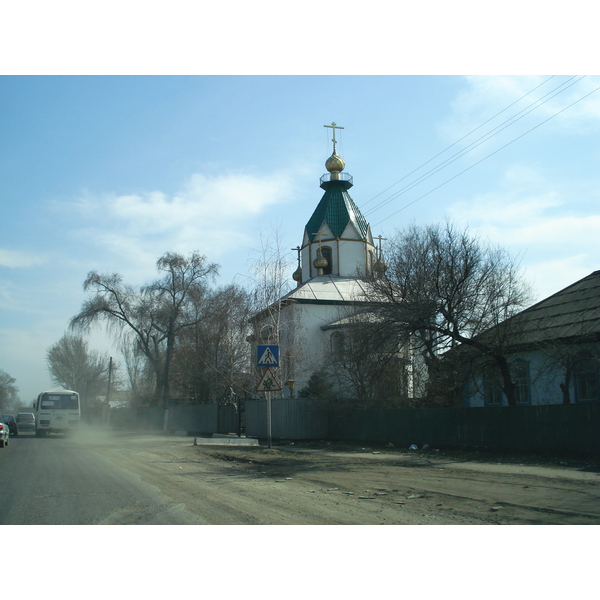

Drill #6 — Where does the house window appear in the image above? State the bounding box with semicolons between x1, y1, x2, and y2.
511;359;531;405
321;246;333;275
573;359;599;402
484;372;503;406
331;331;345;361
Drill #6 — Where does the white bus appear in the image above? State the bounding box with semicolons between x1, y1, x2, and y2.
33;389;81;437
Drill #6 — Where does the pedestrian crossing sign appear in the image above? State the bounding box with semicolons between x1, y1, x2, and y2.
257;345;279;367
256;367;282;392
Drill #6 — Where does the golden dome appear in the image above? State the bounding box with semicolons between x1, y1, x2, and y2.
314;255;328;269
292;265;302;282
313;247;328;274
325;151;345;173
373;257;388;276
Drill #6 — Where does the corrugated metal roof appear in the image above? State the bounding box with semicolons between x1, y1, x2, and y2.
281;275;370;304
322;311;383;331
305;181;370;241
501;270;600;346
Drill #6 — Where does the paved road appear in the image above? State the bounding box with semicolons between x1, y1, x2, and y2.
0;430;204;524
2;428;599;525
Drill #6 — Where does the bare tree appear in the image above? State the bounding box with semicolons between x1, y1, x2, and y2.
320;309;411;407
121;343;155;405
171;283;253;403
0;369;19;412
247;225;299;390
46;333;113;417
144;252;219;404
71;251;218;407
366;222;532;406
248;225;294;345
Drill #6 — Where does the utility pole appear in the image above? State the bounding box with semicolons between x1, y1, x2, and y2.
105;356;113;427
106;357;113;405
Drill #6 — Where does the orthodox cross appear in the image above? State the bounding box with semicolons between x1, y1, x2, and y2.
291;245;301;267
312;227;327;251
324;122;344;154
374;234;387;260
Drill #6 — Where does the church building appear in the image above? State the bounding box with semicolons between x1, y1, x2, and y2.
250;123;393;399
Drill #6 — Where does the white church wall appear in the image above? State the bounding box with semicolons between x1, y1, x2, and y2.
276;301;352;395
301;242;371;280
300;222;372;281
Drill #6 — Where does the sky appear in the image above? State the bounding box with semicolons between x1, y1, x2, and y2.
2;74;600;405
1;3;600;414
1;0;597;583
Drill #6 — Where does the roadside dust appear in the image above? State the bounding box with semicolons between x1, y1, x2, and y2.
80;432;600;525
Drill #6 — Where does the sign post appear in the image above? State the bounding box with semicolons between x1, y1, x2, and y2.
267;392;272;450
256;346;281;449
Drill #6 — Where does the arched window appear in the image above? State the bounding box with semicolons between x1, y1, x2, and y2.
330;331;345;361
321;246;333;275
573;359;599;402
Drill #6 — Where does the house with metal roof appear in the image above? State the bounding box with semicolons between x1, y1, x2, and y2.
464;270;600;406
249;123;397;398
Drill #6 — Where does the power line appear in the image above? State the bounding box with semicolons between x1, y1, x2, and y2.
365;76;586;217
371;82;600;229
300;78;600;262
361;75;562;208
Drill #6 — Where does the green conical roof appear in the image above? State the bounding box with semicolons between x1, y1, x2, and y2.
305;180;370;241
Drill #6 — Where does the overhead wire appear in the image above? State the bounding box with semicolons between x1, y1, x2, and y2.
301;76;600;273
361;75;561;209
308;76;600;261
365;76;586;218
371;81;600;229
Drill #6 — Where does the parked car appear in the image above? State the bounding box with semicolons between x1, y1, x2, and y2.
1;414;18;436
0;416;9;448
16;412;36;432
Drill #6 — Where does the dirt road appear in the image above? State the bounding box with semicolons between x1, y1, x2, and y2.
89;432;600;525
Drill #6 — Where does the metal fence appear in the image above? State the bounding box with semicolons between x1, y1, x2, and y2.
109;406;164;430
110;403;230;435
245;398;328;440
166;404;218;434
109;400;600;455
327;402;600;454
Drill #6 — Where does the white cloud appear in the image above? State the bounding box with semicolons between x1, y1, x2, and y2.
503;214;600;247
439;75;600;144
68;168;298;283
526;255;594;302
447;163;600;302
180;172;292;216
0;248;47;268
107;171;294;229
450;175;600;248
448;164;561;227
0;280;31;313
450;191;561;229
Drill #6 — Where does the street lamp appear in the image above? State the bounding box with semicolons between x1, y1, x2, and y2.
286;379;295;398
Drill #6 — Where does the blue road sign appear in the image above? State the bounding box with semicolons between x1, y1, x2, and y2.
257;345;279;367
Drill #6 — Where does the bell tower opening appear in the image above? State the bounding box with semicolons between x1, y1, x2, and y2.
321;246;333;275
